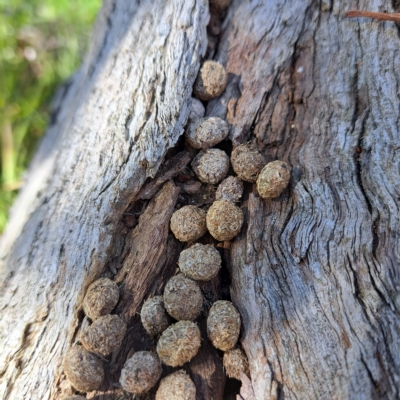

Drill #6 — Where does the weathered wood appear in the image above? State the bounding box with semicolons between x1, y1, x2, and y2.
136;150;193;200
2;0;400;399
0;1;209;398
210;1;400;399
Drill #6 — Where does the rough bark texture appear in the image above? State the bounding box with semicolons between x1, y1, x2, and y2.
1;0;400;399
215;1;400;399
0;1;209;398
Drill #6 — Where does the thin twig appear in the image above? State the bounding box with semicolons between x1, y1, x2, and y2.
344;10;400;23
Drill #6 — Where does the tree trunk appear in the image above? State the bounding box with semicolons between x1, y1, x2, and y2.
1;0;400;399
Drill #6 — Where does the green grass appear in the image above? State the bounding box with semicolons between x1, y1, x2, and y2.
0;0;101;232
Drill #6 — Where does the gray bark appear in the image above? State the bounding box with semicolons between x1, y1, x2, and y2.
0;1;209;398
1;0;400;399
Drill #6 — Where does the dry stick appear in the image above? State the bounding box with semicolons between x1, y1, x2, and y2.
344;10;400;23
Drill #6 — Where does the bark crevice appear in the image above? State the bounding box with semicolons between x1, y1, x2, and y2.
2;1;400;399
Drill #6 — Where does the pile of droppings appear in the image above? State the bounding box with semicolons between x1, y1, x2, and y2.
62;2;294;396
63;278;124;393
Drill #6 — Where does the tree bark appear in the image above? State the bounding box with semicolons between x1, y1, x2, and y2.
1;0;400;399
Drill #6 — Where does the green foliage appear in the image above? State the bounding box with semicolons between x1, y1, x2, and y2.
0;0;101;232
